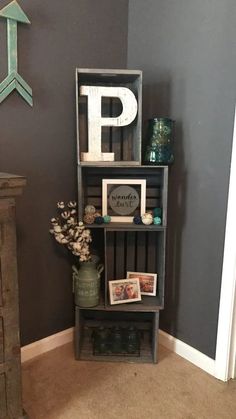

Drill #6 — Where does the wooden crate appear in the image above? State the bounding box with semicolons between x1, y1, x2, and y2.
77;166;168;227
77;226;165;313
76;69;142;165
75;308;159;363
105;229;165;311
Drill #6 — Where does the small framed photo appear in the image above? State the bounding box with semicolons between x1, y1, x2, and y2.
109;278;141;305
127;271;157;296
102;179;146;222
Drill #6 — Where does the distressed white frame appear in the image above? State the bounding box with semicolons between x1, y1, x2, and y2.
102;179;146;222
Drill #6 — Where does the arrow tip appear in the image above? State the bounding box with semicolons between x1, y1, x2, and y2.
0;1;30;24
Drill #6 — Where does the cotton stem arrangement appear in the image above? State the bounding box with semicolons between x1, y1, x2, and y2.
50;201;92;261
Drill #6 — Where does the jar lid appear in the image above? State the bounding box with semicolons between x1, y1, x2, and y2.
149;117;173;123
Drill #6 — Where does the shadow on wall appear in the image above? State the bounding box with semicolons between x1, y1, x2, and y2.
142;78;173;156
164;120;186;337
142;80;172;121
142;79;187;338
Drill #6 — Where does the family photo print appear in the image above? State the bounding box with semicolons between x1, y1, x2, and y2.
127;272;157;296
109;278;141;305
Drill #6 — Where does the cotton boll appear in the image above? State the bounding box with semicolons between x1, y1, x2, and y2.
53;225;62;233
68;201;77;208
61;211;70;219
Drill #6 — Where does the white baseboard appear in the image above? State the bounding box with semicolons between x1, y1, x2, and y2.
21;327;216;378
159;329;216;377
21;328;74;363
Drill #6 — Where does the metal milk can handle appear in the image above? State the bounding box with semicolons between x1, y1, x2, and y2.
72;265;79;293
97;263;104;277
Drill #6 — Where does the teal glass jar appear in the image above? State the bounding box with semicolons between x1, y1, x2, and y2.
92;327;109;354
144;118;174;165
110;326;123;353
124;326;140;354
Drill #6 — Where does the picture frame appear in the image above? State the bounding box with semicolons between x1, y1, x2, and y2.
109;278;141;305
127;271;157;296
102;179;146;222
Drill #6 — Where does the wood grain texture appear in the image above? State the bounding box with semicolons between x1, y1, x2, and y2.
0;373;7;418
152;312;159;363
0;173;26;418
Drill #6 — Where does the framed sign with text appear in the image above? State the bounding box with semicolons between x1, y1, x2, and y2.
102;179;146;222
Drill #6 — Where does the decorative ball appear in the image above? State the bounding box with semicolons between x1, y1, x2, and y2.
84;205;96;215
94;212;101;218
95;216;104;225
83;214;95;224
133;216;142;225
154;216;162;225
103;215;111;224
141;213;153;225
153;207;162;218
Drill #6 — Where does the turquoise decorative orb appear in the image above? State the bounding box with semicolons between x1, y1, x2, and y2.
154;216;162;225
103;215;111;224
153;207;162;218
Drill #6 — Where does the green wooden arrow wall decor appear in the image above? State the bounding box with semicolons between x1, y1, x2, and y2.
0;0;33;106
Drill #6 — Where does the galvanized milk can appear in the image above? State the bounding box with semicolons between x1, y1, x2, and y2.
72;261;104;307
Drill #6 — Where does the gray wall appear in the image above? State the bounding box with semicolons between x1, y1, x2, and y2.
128;0;236;358
0;0;128;345
1;0;235;357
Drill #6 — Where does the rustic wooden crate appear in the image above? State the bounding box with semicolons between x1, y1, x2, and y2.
76;69;142;165
75;308;159;363
78;166;168;227
105;229;165;311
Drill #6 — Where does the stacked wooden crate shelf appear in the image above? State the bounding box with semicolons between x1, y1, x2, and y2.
75;164;168;363
75;69;168;363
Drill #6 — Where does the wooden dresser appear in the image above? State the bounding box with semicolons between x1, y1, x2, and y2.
0;174;27;418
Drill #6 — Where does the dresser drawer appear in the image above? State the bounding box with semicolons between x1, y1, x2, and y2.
0;372;7;418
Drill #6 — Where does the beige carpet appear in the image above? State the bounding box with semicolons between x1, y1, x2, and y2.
22;343;236;419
